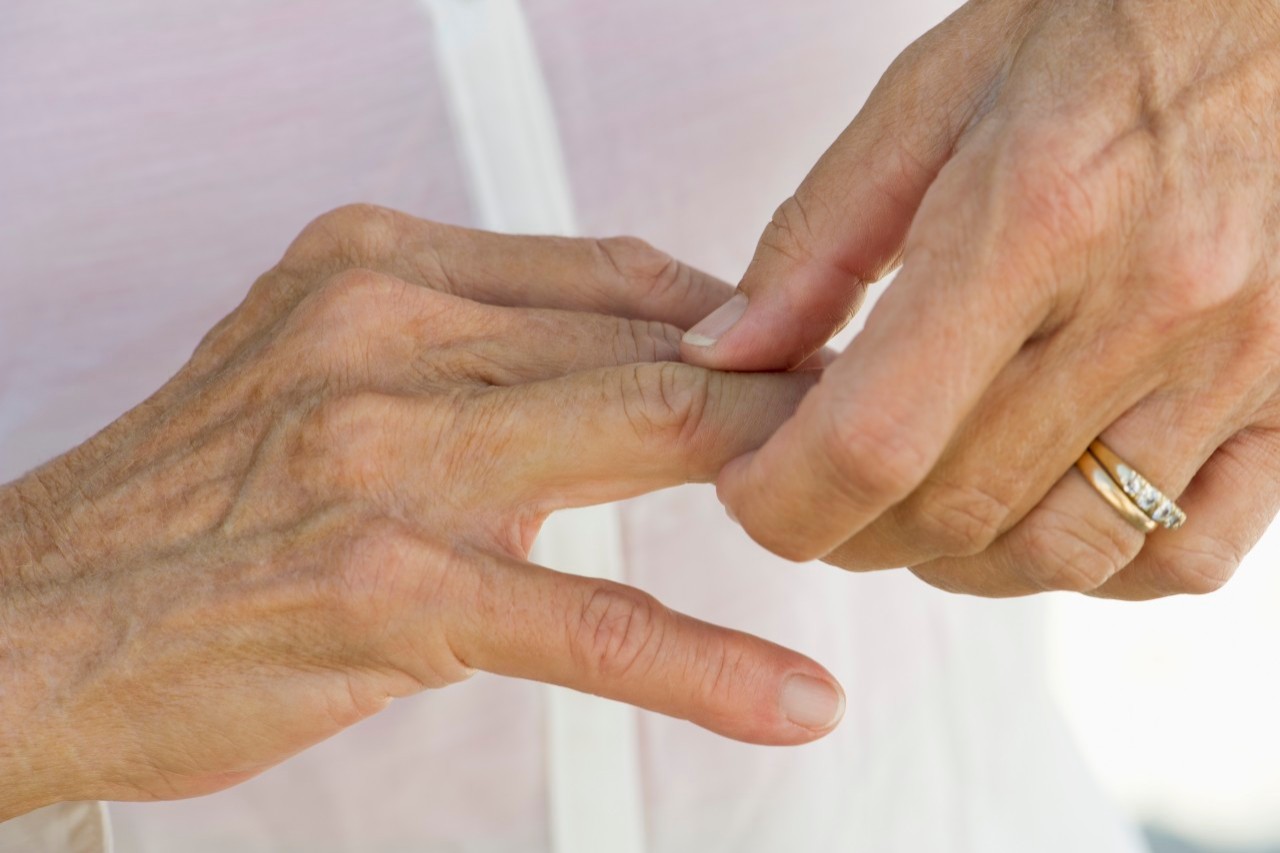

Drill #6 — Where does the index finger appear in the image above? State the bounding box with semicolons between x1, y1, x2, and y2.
291;205;737;329
714;162;1057;561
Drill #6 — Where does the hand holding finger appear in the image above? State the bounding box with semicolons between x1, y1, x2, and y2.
703;0;1280;602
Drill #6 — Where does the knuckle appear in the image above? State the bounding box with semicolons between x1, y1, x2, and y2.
323;519;470;686
613;317;683;364
618;362;712;445
1145;536;1241;595
907;481;1012;557
1140;235;1253;334
286;203;405;267
695;637;752;709
294;392;398;496
1020;506;1141;592
593;236;690;304
310;268;406;318
758;193;821;267
288;269;411;376
325;516;418;614
878;38;926;90
993;126;1105;258
572;584;666;681
1000;133;1100;247
819;404;933;506
1238;293;1280;365
868;139;934;223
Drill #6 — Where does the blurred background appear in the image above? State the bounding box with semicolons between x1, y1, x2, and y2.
839;264;1280;853
1047;531;1280;853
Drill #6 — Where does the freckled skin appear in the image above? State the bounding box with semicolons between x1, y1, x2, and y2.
0;206;839;820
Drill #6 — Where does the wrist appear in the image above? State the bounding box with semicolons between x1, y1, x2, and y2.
0;479;88;820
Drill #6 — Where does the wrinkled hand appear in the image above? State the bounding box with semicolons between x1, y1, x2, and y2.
684;0;1280;598
0;205;843;820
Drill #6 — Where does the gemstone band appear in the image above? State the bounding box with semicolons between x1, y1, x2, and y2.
1087;440;1188;530
1075;450;1158;534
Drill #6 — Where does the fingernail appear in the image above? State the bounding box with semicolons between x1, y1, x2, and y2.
683;292;749;348
780;674;845;730
723;503;739;524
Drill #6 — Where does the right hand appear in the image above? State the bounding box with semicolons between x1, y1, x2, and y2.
0;205;843;819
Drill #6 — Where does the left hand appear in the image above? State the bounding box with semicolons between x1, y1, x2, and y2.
682;0;1280;598
0;207;839;819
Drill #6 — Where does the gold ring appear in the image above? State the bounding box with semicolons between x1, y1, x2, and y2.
1087;440;1187;530
1075;451;1158;534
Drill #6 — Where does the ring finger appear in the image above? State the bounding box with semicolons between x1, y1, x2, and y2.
908;388;1235;597
824;315;1158;573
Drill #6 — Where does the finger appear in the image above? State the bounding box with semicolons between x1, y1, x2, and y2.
825;317;1157;572
420;230;736;329
681;5;1007;370
480;363;818;511
1093;426;1280;600
415;305;691;386
908;391;1231;597
450;554;845;745
451;310;840;386
300;206;737;329
279;269;705;390
709;43;1169;565
710;146;1059;563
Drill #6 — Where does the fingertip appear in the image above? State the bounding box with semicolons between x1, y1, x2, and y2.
684;262;868;372
705;660;846;746
714;429;837;564
680;292;750;366
715;450;756;522
779;672;846;736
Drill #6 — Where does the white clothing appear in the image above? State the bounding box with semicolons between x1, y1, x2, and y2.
0;1;1146;851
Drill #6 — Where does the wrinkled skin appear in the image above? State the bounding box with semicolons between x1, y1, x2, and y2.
0;205;843;820
684;0;1280;599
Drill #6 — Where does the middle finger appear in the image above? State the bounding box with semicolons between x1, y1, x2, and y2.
825;310;1159;572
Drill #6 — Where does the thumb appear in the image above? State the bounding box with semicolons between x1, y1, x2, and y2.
681;14;1000;371
452;554;845;745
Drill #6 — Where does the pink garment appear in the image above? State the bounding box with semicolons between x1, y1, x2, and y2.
1;2;1144;851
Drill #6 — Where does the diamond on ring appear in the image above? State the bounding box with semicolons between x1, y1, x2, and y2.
1090;443;1187;530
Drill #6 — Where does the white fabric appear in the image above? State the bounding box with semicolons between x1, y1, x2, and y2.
0;1;1149;851
0;802;111;853
423;2;646;848
423;0;578;235
537;510;647;853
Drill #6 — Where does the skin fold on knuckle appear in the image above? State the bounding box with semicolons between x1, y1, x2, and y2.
1018;506;1141;592
1134;227;1260;345
571;584;666;684
283;203;406;272
592;236;692;309
1143;535;1242;596
618;363;713;455
284;269;412;385
902;480;1014;560
818;401;933;511
612;317;684;365
755;192;823;270
697;638;753;713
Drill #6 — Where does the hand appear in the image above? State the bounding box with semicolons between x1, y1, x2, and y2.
0;205;843;820
682;0;1280;598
